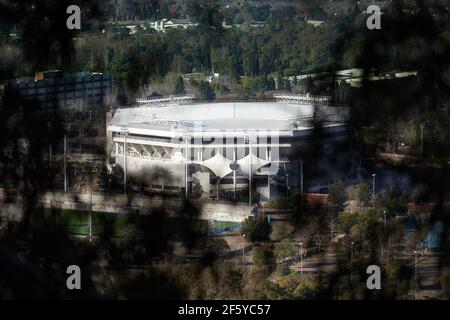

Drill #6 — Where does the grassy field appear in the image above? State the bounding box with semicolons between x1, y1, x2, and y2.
41;208;240;239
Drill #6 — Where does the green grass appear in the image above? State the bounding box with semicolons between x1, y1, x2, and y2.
41;208;240;239
43;208;137;237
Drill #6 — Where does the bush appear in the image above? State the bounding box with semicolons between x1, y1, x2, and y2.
240;218;272;243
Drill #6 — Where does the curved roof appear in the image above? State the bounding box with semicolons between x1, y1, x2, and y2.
108;102;348;136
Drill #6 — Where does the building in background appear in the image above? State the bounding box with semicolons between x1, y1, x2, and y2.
7;70;113;110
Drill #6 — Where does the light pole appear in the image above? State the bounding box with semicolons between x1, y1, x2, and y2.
49;143;52;169
266;149;271;199
245;135;253;206
63;123;71;193
47;121;52;169
120;127;129;195
372;173;376;208
350;241;354;281
383;210;387;229
64;133;67;192
185;135;191;198
79;123;82;152
420;122;424;156
242;234;246;273
414;250;418;288
249;139;252;206
216;177;222;200
286;173;289;199
300;159;304;194
83;164;97;243
89;172;93;243
233;149;237;201
299;242;303;276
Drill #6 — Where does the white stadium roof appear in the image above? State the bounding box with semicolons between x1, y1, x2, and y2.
108;102;349;137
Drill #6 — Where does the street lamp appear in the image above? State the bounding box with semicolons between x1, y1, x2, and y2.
47;121;52;169
63;123;71;193
372;173;376;208
300;158;304;194
245;135;253;206
299;242;304;276
242;234;246;274
383;210;387;229
350;241;354;281
184;134;191;199
414;250;418;288
420;122;425;156
216;177;222;200
83;163;97;243
120;127;129;195
286;173;290;199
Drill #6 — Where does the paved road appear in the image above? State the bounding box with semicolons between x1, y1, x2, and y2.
416;254;444;299
38;191;255;222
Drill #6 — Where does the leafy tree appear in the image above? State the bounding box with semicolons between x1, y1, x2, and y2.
266;274;320;300
240;218;272;243
288;194;314;230
328;180;347;214
160;0;170;19
199;238;229;265
274;238;296;263
252;245;276;273
266;76;276;91
338;212;359;234
174;76;186;95
305;76;315;94
355;183;372;207
198;81;216;100
378;186;409;215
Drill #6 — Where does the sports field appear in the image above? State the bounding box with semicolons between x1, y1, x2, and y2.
41;209;240;239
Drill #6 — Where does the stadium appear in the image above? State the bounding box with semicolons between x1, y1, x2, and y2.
106;94;351;201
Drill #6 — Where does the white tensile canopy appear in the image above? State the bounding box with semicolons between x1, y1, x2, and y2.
236;153;269;177
201;152;234;178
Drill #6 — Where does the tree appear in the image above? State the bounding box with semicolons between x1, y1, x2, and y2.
378;186;409;215
327;180;347;214
266;274;320;300
174;76;186;95
305;76;315;94
274;238;296;263
338;212;359;234
198;81;216;100
266;76;276;91
199;238;230;265
252;245;276;273
288;194;313;230
160;0;170;19
356;183;372;207
240;218;272;243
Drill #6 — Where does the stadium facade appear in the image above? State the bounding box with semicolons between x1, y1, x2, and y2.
106;94;352;201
